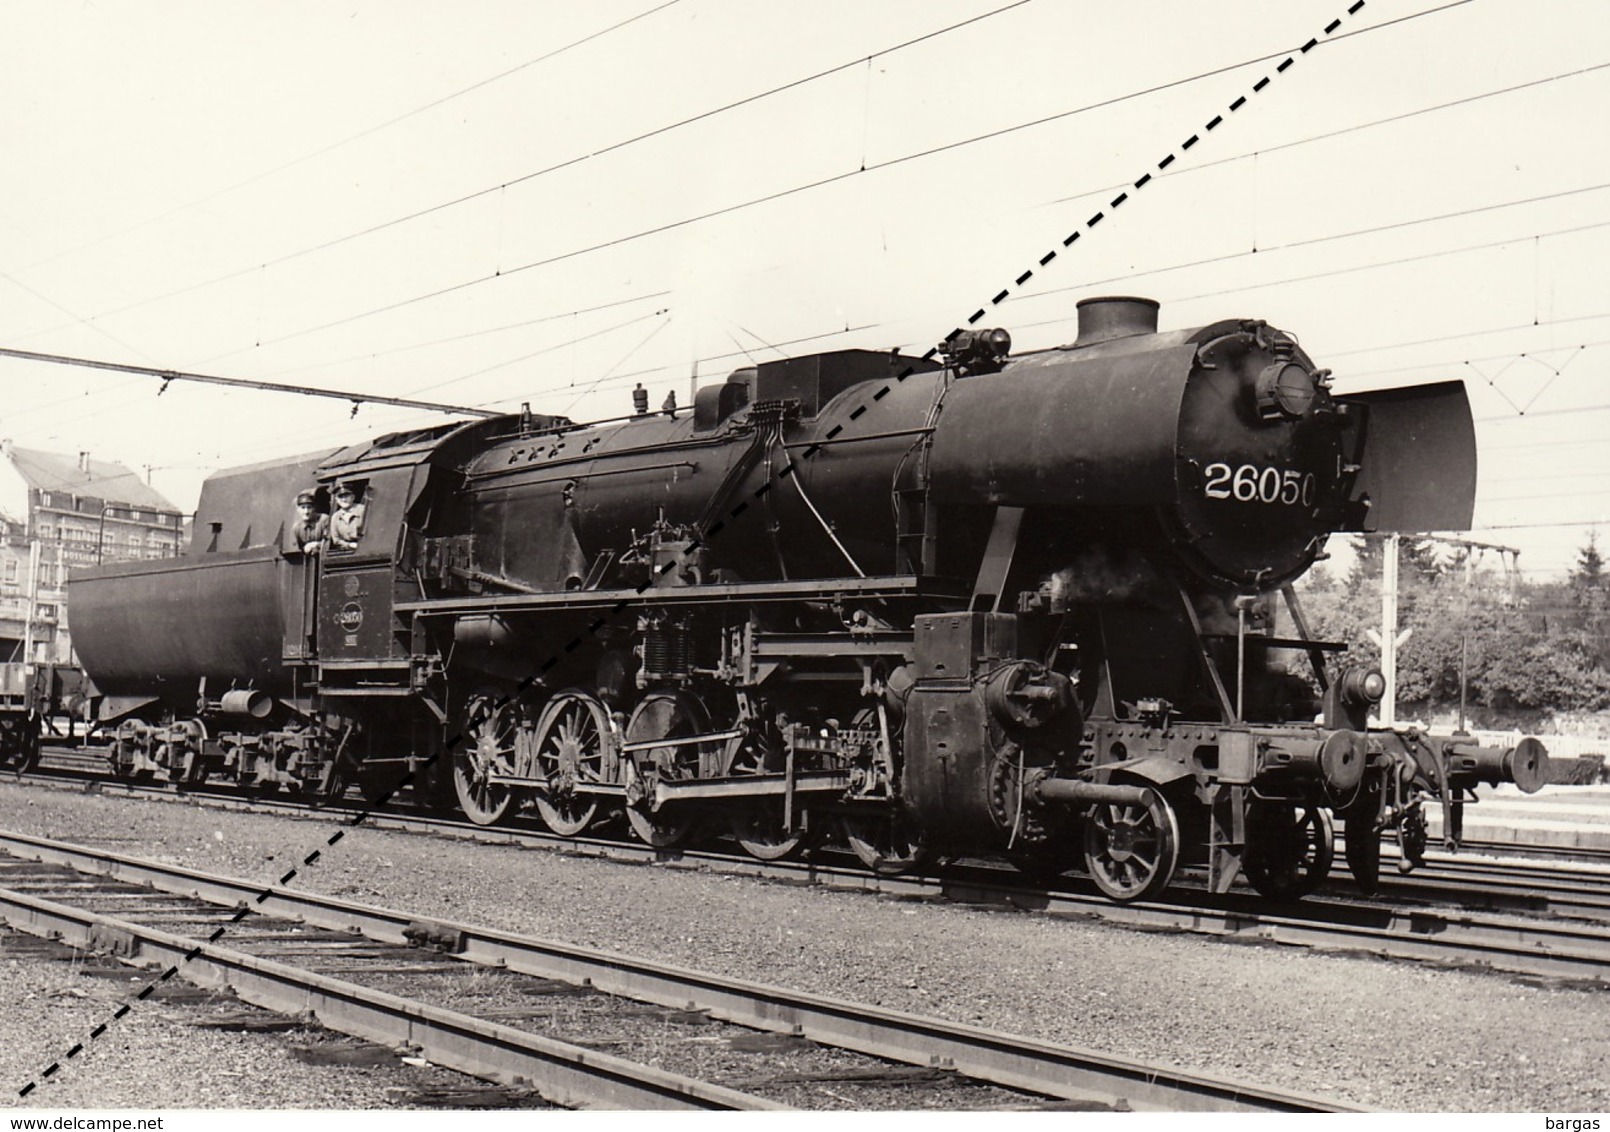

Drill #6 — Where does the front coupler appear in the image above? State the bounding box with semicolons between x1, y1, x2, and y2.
1342;728;1551;891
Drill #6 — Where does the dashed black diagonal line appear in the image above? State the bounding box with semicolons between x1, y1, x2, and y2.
16;0;1371;1097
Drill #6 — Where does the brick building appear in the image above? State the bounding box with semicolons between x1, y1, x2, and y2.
0;443;184;664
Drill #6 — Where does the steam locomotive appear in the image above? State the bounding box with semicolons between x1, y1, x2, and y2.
63;296;1550;901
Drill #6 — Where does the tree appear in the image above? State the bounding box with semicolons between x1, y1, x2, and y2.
1295;538;1610;723
1571;532;1605;591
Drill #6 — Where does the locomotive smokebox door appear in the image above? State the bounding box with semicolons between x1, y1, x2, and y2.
1340;380;1476;532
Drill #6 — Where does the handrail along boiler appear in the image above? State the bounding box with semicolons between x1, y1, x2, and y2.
66;296;1550;900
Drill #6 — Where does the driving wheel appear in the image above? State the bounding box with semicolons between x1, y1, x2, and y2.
624;690;708;848
454;691;515;825
532;691;610;836
724;723;808;861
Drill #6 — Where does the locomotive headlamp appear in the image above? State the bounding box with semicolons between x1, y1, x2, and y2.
1338;667;1387;705
1255;361;1317;421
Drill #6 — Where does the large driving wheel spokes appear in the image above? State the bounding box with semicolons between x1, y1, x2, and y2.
1244;801;1336;901
842;805;931;876
1082;787;1180;902
724;724;808;861
533;691;610;837
624;690;708;848
454;691;516;826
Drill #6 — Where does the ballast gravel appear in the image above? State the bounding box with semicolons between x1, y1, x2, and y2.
0;780;1606;1112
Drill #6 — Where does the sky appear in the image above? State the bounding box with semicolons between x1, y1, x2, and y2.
1;0;1606;577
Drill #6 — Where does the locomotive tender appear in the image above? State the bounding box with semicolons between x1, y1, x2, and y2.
67;296;1550;900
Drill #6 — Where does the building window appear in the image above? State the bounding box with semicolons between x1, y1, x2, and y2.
3;561;15;584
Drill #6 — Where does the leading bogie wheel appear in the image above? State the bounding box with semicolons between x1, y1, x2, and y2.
532;691;610;837
454;691;516;826
1243;801;1335;900
1081;785;1180;902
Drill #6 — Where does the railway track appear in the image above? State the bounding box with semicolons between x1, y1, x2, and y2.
11;758;1610;983
0;831;1351;1112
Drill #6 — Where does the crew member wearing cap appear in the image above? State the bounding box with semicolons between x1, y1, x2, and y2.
291;490;328;553
329;482;366;550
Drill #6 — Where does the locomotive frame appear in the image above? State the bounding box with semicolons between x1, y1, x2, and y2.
64;296;1553;902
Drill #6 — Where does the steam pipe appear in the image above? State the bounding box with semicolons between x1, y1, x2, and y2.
1030;778;1152;807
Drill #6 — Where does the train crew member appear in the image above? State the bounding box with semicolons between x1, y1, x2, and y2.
291;490;328;553
329;482;366;550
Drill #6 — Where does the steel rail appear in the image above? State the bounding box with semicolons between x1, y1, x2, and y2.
0;830;1356;1113
1375;858;1610;922
0;883;781;1110
11;767;1610;979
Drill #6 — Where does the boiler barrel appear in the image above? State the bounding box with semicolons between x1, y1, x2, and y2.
927;339;1198;508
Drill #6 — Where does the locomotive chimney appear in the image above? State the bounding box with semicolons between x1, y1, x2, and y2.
1073;296;1160;347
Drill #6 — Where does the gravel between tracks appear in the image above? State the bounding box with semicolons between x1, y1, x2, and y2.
0;934;538;1109
1;781;1606;1112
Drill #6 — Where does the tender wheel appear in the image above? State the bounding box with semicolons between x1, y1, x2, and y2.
172;720;209;788
842;806;930;876
1244;801;1335;900
454;691;515;826
624;691;709;848
16;726;39;773
724;723;808;861
112;720;149;781
315;750;357;801
1082;785;1180;902
0;716;37;772
532;691;610;837
0;716;40;773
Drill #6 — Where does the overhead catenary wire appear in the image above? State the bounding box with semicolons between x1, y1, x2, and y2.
17;0;1512;367
18;0;1039;347
1043;59;1610;210
0;347;503;419
16;0;686;279
9;0;1584;566
179;0;1471;366
407;307;671;397
259;288;672;382
1015;180;1610;308
0;288;674;430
